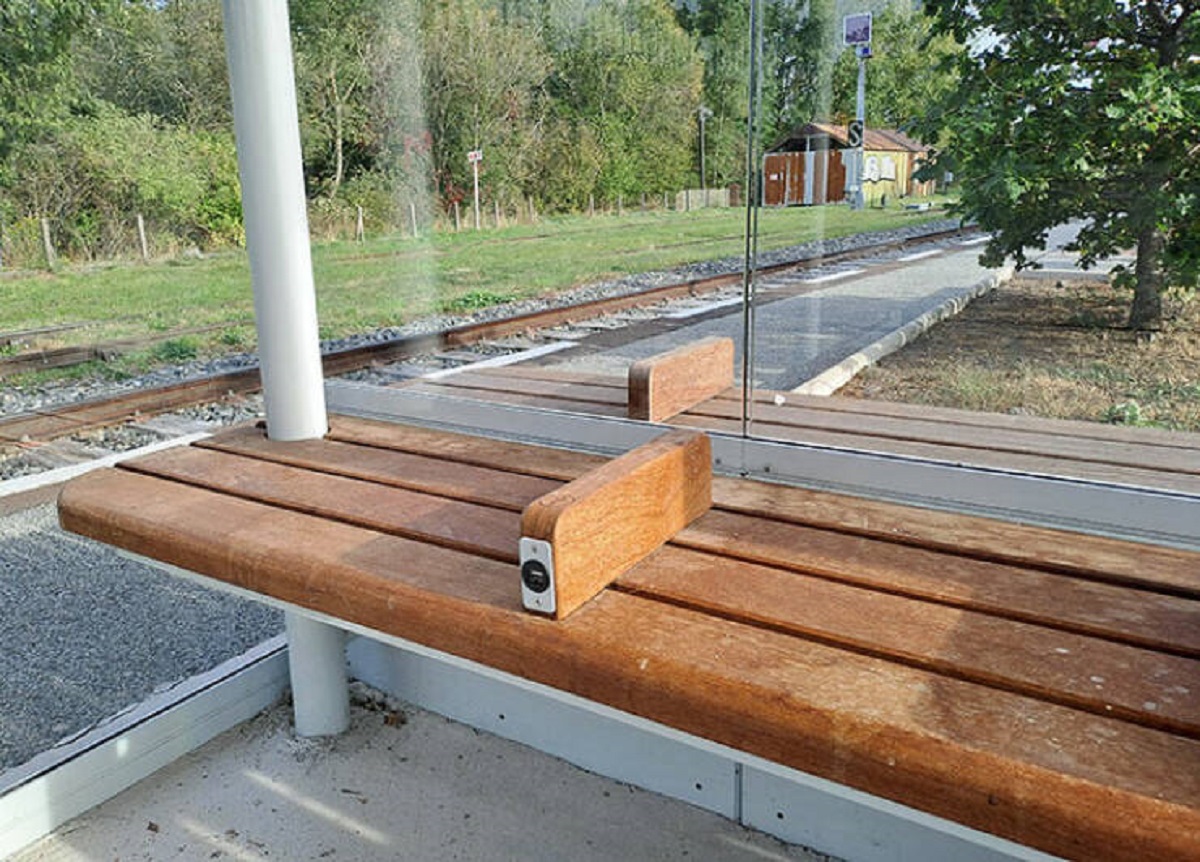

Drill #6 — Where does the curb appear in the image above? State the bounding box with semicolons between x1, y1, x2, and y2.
792;266;1015;397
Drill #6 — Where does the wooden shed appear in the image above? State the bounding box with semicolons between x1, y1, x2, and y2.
764;122;934;207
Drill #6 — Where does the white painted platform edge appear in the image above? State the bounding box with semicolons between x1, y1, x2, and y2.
665;296;744;319
0;432;211;499
793;266;1013;397
0;637;288;859
109;555;1058;862
422;340;579;380
799;268;865;285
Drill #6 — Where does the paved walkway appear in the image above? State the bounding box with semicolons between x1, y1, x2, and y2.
14;694;830;862
547;242;999;390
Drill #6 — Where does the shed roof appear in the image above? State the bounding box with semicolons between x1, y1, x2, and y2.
769;122;928;153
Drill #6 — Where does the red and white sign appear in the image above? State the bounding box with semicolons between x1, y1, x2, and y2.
467;149;483;163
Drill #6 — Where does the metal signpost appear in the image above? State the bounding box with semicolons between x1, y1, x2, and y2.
843;13;872;211
468;149;483;230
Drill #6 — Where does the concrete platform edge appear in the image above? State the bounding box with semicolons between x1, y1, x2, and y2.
793;267;1014;396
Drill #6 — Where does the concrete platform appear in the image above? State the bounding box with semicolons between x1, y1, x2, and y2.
13;686;830;862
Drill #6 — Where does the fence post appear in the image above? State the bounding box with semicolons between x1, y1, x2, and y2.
409;200;419;239
588;194;595;217
493;199;501;229
527;196;536;223
355;206;365;242
454;201;461;232
136;213;149;261
40;217;55;270
663;191;669;210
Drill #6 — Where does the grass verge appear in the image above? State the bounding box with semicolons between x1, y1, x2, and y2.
0;201;949;389
840;279;1200;432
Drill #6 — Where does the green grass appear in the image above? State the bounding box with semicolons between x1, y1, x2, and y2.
0;201;950;384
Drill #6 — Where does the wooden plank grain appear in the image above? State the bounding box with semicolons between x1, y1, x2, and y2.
618;544;1200;737
676;509;1200;656
405;381;628;418
326;414;605;480
326;416;1198;596
120;446;520;562
197;425;559;511
689;393;1200;474
426;369;628;407
522;429;711;619
52;468;1200;861
628;337;734;422
678;412;1200;494
710;476;1200;598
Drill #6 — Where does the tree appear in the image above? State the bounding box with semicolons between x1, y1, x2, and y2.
919;0;1199;330
765;0;836;138
0;1;110;166
548;0;702;201
422;0;551;206
681;0;752;186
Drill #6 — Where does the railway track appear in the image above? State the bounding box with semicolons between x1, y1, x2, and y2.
0;224;977;455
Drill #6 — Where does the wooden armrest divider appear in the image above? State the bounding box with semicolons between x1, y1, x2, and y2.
520;429;712;619
628;337;734;422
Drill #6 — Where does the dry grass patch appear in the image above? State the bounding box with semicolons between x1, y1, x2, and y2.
841;279;1200;432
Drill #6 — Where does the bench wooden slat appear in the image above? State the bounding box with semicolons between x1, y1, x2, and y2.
423;369;628;407
57;466;1200;862
116;441;1199;732
327;415;1200;597
197;427;559;511
727;387;1200;452
677;509;1200;656
122;446;518;561
417;365;1200;464
676;412;1200;494
687;394;1200;474
131;438;1200;661
621;545;1200;737
405;379;629;417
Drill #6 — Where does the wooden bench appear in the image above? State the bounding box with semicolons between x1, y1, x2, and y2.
58;414;1200;861
403;363;1200;499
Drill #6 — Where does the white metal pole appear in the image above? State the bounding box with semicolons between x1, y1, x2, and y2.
854;54;867;211
472;161;481;230
223;0;345;738
223;0;327;443
285;613;350;736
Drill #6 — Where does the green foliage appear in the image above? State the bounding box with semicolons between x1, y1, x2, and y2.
5;103;242;260
0;0;112;166
150;337;199;363
439;289;516;312
422;0;552;206
918;0;1199;329
545;0;703;201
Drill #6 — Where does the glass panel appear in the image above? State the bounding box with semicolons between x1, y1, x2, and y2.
738;0;1199;509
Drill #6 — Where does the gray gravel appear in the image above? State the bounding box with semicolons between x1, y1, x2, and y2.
0;503;282;772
